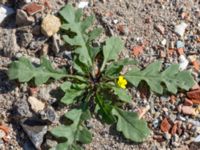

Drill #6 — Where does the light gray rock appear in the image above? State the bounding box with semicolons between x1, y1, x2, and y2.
21;118;48;150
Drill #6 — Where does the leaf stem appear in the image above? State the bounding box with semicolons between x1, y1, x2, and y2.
63;74;87;82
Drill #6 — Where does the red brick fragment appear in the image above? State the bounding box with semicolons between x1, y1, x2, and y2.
160;118;171;133
132;46;144;57
23;2;43;15
190;99;200;105
187;89;200;100
171;123;178;135
184;98;193;106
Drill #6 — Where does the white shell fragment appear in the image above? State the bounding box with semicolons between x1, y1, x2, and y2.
174;22;188;37
0;5;15;24
78;1;89;8
179;55;189;71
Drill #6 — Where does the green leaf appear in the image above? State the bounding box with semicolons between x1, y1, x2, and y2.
60;81;72;91
60;4;93;67
88;46;101;61
51;109;92;149
76;127;92;144
73;56;89;75
112;107;150;142
105;58;137;77
59;4;75;23
88;28;102;41
8;57;66;86
61;89;83;105
81;15;94;33
112;87;132;103
60;82;86;105
125;61;195;94
95;94;115;124
101;37;124;71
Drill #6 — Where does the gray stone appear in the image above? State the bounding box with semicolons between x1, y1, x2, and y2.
172;134;179;142
18;31;33;47
152;119;159;128
21;118;48;150
23;141;36;150
40;107;57;123
0;28;19;56
169;114;177;122
15;97;32;117
16;9;34;26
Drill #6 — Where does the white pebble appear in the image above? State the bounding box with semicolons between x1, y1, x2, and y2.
174;22;188;37
0;5;15;24
113;19;118;24
78;1;89;8
179;55;189;71
161;39;167;46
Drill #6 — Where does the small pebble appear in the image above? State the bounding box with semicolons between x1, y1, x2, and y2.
161;39;167;46
179;55;189;70
78;1;89;8
176;40;184;48
163;132;171;140
174;22;187;37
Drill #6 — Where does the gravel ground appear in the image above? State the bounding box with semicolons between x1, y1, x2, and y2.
0;0;200;150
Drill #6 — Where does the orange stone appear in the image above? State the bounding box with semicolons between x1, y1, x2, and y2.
171;123;178;135
132;46;144;57
160;118;171;133
192;60;199;72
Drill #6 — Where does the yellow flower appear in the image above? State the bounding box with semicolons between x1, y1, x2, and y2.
117;75;127;89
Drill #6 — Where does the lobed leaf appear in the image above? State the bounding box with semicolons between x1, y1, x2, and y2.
60;82;86;105
112;107;150;142
51;109;92;150
8;57;67;86
125;61;195;94
101;37;123;71
95;94;116;124
112;87;132;103
105;58;137;77
60;4;99;67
